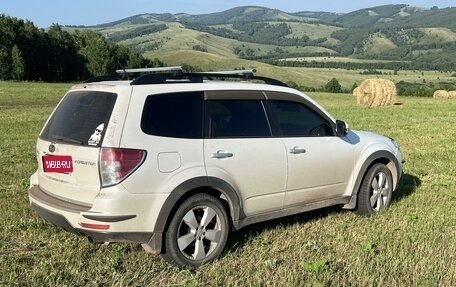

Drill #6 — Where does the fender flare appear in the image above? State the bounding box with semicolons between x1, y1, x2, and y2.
344;150;400;209
153;176;242;234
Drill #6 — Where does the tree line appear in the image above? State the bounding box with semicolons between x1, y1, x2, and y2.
264;58;456;73
0;15;160;82
184;22;327;47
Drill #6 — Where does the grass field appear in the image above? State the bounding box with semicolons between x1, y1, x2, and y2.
145;50;455;89
0;81;455;286
113;23;336;59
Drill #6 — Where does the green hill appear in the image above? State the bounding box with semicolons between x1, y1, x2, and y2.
329;5;456;30
329;4;408;27
176;6;306;24
68;5;456;71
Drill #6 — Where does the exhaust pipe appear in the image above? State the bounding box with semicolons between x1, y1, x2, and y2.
87;236;110;245
88;236;102;244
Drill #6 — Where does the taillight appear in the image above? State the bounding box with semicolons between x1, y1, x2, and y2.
99;148;146;187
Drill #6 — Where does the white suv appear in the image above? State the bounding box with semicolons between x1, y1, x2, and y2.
29;68;404;268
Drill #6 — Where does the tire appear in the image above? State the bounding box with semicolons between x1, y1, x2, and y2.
163;193;229;269
356;163;393;216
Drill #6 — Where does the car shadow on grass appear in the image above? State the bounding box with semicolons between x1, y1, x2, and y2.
393;173;421;203
223;173;421;257
224;206;341;257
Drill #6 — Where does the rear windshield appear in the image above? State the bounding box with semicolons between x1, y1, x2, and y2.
40;91;117;147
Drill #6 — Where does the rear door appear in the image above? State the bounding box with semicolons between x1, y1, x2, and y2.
36;88;126;205
118;90;206;195
203;91;287;216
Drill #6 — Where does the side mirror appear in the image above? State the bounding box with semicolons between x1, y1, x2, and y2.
335;120;349;137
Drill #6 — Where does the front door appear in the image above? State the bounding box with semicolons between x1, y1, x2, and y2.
266;100;354;207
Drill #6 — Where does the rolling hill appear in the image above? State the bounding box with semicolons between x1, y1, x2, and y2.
68;5;456;72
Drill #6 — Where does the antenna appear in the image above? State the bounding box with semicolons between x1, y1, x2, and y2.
117;60;128;80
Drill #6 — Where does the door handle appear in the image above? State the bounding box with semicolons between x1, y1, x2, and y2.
288;146;306;154
211;150;233;159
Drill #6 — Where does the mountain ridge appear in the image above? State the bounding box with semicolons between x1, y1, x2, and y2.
81;4;456;28
67;4;456;71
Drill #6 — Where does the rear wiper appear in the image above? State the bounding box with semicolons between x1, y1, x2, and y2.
52;136;84;145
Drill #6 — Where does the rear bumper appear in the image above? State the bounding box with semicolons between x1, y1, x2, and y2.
28;185;162;254
31;201;77;233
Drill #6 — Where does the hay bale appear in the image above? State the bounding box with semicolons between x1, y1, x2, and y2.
433;90;449;99
354;79;397;107
448;91;456;99
352;87;359;96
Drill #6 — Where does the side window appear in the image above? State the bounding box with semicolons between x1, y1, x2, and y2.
206;100;271;138
141;92;203;138
267;100;333;137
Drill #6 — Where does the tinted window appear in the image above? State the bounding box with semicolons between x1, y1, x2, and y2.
141;92;203;138
267;101;333;137
40;91;117;146
206;100;271;138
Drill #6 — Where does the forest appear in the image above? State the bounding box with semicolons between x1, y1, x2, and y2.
180;20;456;71
0;15;159;82
185;22;327;47
2;4;456;88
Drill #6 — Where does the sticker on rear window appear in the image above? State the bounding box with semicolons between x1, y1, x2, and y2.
88;123;104;146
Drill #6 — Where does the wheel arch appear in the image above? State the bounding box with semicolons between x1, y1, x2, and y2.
153;177;242;236
343;150;400;209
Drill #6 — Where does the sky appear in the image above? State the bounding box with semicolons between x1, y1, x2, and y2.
1;0;455;28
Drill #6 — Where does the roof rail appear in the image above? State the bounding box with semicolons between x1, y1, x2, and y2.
199;69;256;77
116;66;183;80
129;71;289;87
84;67;289;87
115;66;183;74
84;66;183;83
